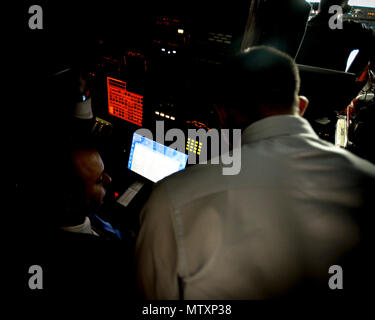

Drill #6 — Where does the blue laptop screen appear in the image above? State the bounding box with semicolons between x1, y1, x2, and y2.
128;133;188;182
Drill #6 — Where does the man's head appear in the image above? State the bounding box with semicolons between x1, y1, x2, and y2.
70;148;112;208
216;46;308;130
59;144;112;226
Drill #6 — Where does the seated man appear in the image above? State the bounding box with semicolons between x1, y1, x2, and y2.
56;143;122;240
296;0;375;73
136;46;375;299
18;140;141;296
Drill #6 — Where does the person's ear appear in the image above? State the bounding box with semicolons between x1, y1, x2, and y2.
298;96;309;116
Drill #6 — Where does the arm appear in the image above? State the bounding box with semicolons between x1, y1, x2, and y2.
135;183;180;299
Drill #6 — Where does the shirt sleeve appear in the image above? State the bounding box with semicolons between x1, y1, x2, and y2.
135;183;180;299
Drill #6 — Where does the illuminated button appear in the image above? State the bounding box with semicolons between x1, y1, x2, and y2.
178;29;184;34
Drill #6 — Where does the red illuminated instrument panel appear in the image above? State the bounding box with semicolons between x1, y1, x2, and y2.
107;77;143;126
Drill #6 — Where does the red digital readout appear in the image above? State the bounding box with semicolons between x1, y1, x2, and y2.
107;77;143;126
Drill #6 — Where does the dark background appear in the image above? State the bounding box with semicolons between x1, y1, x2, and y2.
12;0;374;303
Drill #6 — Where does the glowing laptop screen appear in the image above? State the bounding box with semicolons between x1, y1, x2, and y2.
128;133;188;182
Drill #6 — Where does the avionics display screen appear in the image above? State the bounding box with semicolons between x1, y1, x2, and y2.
305;0;375;8
348;0;375;7
107;77;143;126
128;133;188;182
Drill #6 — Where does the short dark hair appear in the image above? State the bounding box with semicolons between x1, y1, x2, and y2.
61;138;99;185
222;46;300;114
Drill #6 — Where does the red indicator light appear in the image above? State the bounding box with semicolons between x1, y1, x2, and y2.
107;77;143;126
114;192;119;199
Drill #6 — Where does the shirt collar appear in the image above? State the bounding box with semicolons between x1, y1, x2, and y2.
60;216;96;235
241;115;318;145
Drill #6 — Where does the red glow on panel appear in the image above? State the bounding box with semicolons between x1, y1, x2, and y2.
186;120;210;131
107;77;143;126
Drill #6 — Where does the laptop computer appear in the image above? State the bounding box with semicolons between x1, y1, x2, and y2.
117;132;188;207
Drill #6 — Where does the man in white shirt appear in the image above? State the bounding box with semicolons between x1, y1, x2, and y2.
136;46;375;299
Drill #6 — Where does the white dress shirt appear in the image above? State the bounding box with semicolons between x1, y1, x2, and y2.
60;216;99;236
136;115;375;299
